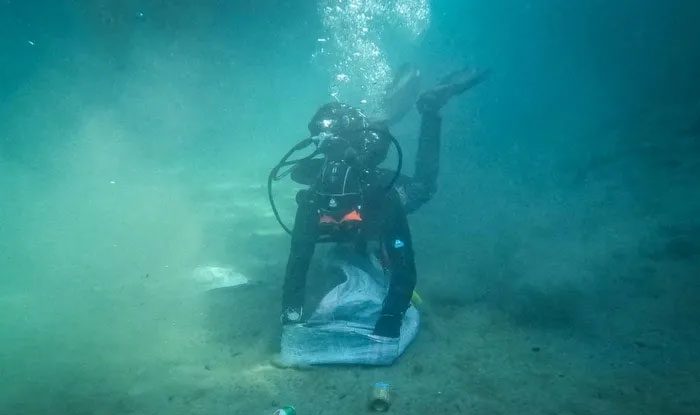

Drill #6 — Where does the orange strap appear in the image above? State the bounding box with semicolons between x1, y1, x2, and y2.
319;210;363;224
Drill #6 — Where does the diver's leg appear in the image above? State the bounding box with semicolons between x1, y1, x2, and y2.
373;192;417;338
281;190;319;323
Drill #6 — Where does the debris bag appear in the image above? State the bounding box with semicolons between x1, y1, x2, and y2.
279;247;419;366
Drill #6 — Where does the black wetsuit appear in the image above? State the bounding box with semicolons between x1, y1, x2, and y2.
282;108;442;338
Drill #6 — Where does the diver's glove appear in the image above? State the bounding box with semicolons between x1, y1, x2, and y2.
417;68;491;114
373;313;403;338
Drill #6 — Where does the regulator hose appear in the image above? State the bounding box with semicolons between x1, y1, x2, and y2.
268;138;317;235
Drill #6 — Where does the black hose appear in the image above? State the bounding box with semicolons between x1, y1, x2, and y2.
364;127;404;190
268;165;293;235
268;138;316;235
385;134;403;190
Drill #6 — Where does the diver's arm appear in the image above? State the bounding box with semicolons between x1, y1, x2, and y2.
392;107;442;214
373;193;417;338
412;110;442;197
399;68;489;213
281;191;319;322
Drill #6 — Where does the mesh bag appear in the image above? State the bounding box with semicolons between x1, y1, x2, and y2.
279;247;419;366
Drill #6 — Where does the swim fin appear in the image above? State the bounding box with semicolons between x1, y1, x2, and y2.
379;62;422;125
417;67;491;113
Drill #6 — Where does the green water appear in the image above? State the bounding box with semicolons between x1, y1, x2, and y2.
1;1;699;414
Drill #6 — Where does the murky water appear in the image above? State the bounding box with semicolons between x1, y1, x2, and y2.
1;1;699;414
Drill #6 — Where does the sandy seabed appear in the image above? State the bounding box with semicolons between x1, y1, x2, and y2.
2;179;697;415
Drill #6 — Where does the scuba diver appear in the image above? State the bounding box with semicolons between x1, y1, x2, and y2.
275;66;489;338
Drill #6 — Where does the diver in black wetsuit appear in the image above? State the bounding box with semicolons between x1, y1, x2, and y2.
281;67;489;338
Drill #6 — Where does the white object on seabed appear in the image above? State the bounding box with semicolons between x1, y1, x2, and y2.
192;266;248;291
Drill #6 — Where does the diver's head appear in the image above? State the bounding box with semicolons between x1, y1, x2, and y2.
308;102;369;137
